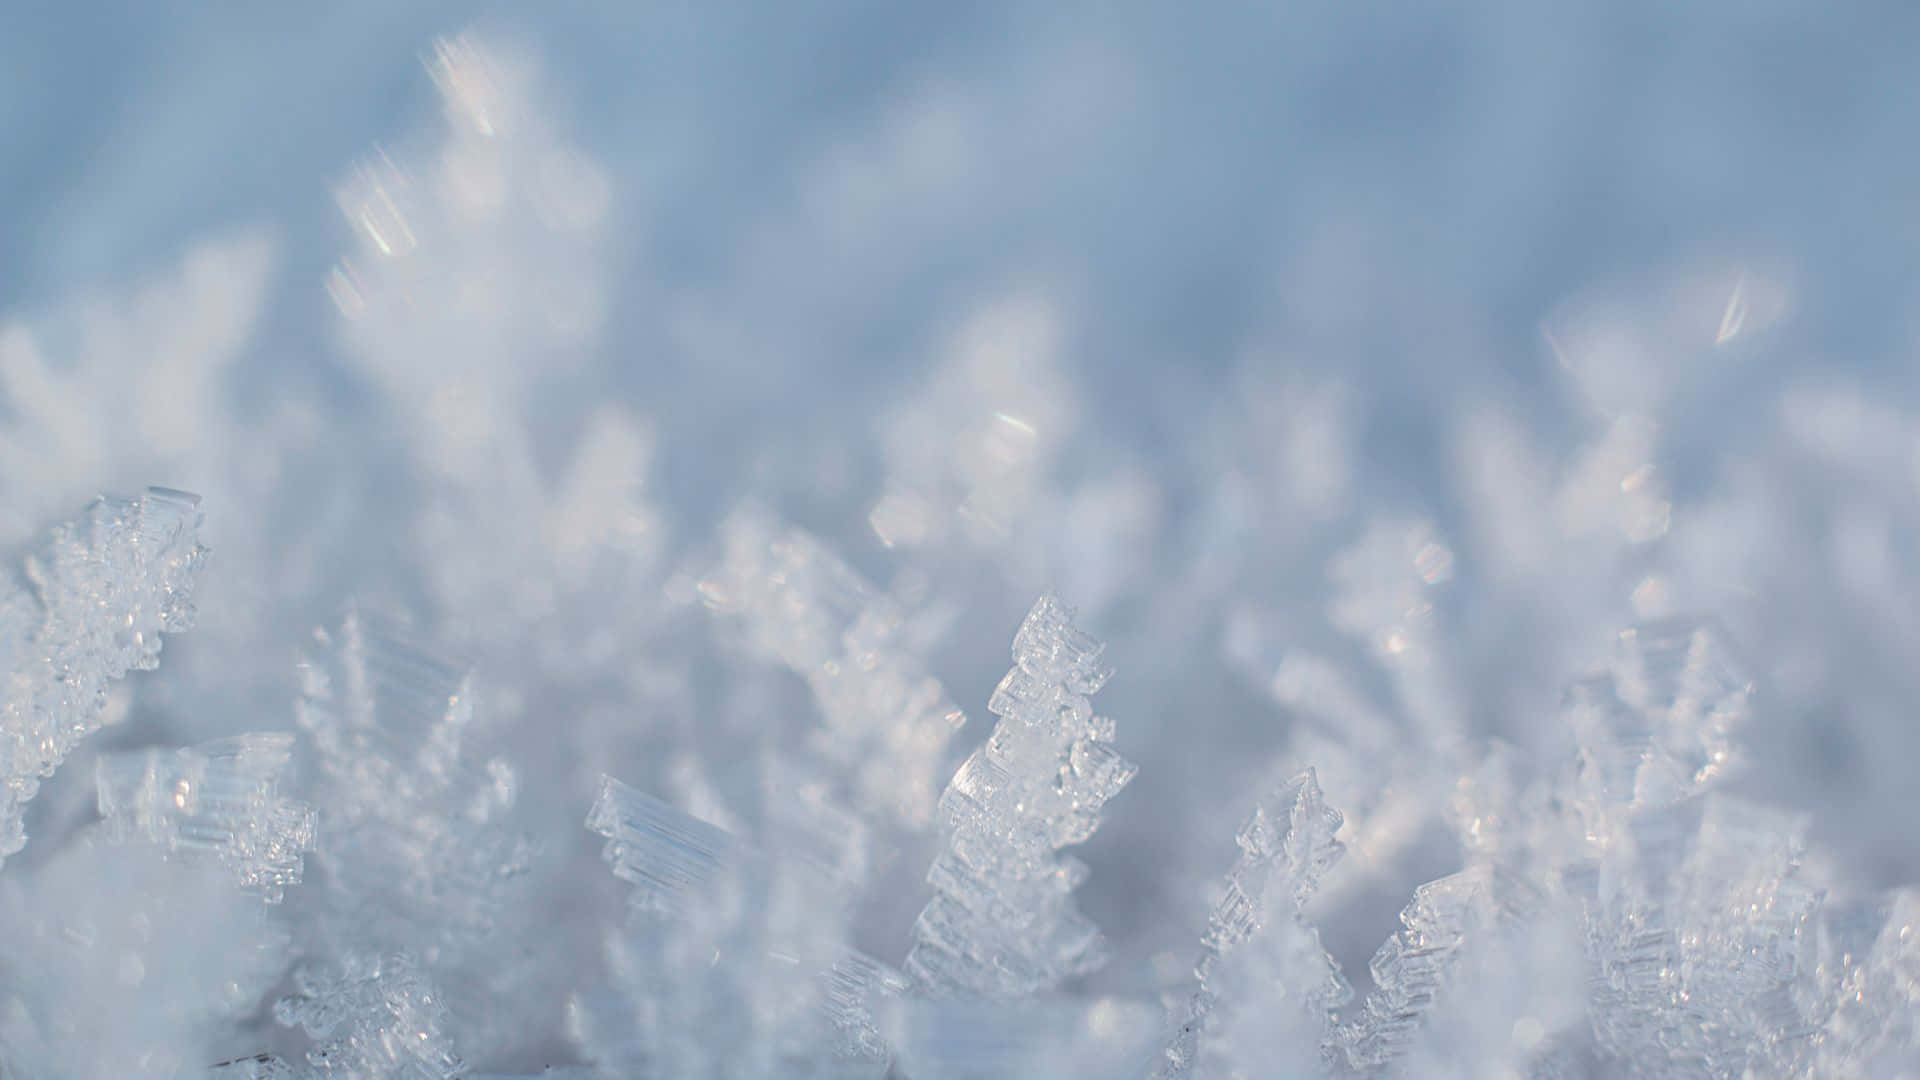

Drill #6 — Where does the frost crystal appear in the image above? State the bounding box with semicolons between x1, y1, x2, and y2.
905;592;1135;998
0;486;205;863
96;733;317;900
1157;768;1349;1079
295;612;529;956
1340;863;1542;1072
703;508;966;829
1810;891;1920;1074
273;952;464;1079
581;774;904;1073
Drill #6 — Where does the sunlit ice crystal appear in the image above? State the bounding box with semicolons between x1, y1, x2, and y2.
582;773;904;1074
1158;768;1349;1080
273;951;464;1080
0;486;205;865
904;591;1134;999
95;733;316;901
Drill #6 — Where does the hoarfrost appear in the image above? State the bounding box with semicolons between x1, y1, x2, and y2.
0;486;206;864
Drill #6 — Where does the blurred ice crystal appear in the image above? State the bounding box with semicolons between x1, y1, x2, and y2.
0;237;273;547
580;773;903;1074
904;592;1134;998
0;486;206;864
870;289;1077;551
293;610;530;1003
703;507;966;830
95;733;317;900
0;844;289;1078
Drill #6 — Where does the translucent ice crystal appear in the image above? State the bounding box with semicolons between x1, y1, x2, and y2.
96;733;317;901
1156;769;1349;1079
1583;794;1821;1078
1340;863;1543;1072
273;952;463;1080
0;486;206;864
703;507;966;830
904;592;1135;998
586;773;744;915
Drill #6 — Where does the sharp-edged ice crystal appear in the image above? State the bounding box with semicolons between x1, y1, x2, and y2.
904;592;1135;998
703;507;966;830
1340;863;1543;1073
1156;768;1349;1079
273;952;464;1080
0;486;206;864
96;733;317;901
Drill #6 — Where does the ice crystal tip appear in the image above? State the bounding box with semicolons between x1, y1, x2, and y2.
1010;591;1112;694
587;774;742;910
96;734;317;900
906;592;1128;998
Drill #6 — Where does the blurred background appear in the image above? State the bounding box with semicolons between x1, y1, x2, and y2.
4;2;1920;1064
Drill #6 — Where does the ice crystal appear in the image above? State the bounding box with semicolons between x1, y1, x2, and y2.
0;486;205;864
904;592;1135;998
295;611;529;957
1341;863;1544;1072
95;733;317;900
703;507;966;830
273;952;464;1079
581;773;903;1074
1158;769;1350;1079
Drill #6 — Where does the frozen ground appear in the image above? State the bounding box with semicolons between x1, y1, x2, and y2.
2;6;1919;1077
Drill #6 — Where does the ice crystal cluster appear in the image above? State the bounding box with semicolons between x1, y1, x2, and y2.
3;13;1920;1080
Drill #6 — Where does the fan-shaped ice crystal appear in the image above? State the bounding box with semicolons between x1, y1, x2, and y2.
0;486;206;864
96;733;317;901
904;592;1135;998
